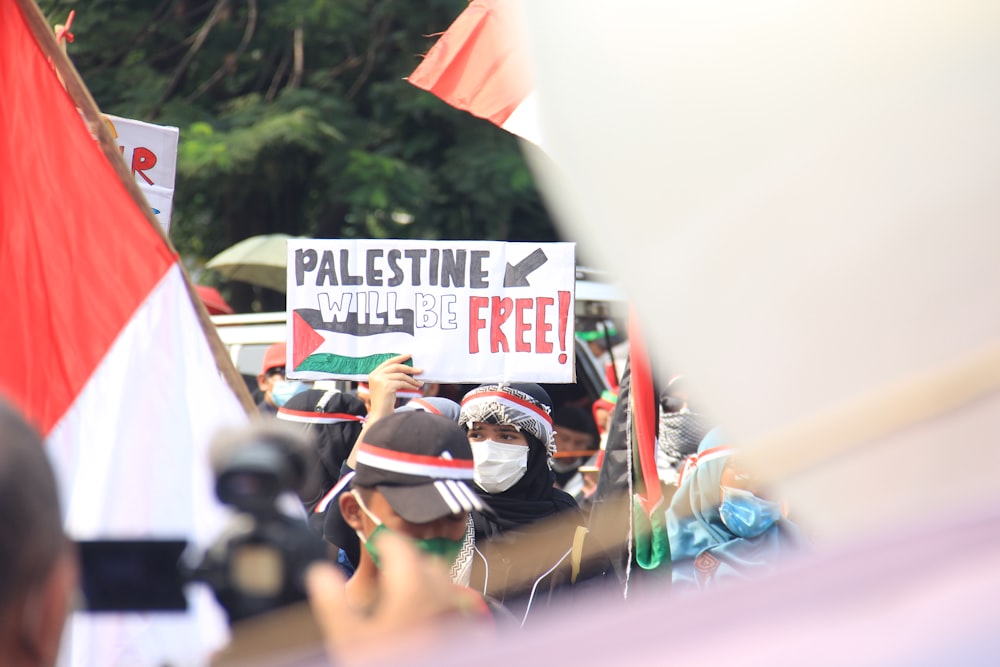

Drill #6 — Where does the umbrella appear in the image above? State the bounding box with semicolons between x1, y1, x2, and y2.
205;233;294;293
194;285;233;315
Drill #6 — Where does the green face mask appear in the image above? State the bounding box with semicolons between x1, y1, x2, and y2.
353;492;464;569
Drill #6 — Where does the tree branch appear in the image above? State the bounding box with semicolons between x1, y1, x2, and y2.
326;54;364;80
265;45;291;102
345;9;391;101
185;0;257;103
150;0;227;118
88;0;176;76
287;25;304;90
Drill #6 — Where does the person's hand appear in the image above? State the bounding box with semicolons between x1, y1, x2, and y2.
306;531;492;666
367;354;423;420
347;355;424;468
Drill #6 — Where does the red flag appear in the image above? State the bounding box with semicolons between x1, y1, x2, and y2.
628;311;663;517
627;309;669;570
0;2;247;664
0;14;173;433
408;0;541;145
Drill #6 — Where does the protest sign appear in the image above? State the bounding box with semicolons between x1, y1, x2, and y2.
287;240;575;383
103;114;179;233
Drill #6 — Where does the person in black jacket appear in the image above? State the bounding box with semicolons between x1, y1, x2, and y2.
276;388;367;536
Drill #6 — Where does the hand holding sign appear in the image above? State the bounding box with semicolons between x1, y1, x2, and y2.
347;353;425;469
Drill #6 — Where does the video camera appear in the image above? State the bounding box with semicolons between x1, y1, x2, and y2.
78;426;329;624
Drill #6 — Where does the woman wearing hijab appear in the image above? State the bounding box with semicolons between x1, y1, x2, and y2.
458;382;585;626
666;428;808;592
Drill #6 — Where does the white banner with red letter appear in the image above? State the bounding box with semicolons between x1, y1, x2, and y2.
287;239;575;383
103;114;179;233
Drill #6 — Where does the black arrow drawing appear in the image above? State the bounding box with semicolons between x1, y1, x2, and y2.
503;248;548;287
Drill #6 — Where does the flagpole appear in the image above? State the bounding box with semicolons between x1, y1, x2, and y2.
15;0;258;416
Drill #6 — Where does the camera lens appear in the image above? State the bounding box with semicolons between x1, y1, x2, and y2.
215;442;292;513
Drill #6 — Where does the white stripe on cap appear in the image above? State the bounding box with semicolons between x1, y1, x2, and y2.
316;470;355;513
356;448;475;480
446;479;483;512
433;480;463;515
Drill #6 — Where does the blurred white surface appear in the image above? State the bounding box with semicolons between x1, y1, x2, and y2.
519;0;1000;538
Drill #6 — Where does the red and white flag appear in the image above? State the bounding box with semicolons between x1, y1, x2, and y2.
0;3;247;665
408;0;542;146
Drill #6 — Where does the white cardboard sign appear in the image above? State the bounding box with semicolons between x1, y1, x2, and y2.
286;239;576;383
103;115;179;233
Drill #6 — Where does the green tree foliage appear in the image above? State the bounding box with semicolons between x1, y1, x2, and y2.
43;0;557;305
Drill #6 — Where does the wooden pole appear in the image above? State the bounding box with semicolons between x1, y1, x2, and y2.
15;0;259;416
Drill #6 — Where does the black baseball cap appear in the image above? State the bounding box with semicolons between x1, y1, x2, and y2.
352;411;489;523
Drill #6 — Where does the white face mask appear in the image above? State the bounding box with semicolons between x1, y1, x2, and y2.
470;440;528;493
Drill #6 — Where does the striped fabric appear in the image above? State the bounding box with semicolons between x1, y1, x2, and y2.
277;408;366;425
460;384;556;457
356;442;475;479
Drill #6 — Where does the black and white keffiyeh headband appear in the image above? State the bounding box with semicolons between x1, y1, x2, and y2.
459;384;556;458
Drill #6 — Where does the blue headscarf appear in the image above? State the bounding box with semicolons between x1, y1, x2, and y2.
666;429;735;561
666;428;807;590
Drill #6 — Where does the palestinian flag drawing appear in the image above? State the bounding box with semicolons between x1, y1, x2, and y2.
291;307;411;376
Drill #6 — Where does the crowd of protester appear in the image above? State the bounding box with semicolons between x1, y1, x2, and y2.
236;333;809;656
0;327;809;667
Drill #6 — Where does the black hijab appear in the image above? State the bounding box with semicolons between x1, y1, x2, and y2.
471;429;581;539
278;389;366;515
460;383;582;540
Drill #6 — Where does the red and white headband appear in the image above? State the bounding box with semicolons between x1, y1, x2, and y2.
355;442;475;480
277;408;366;425
459;385;555;457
